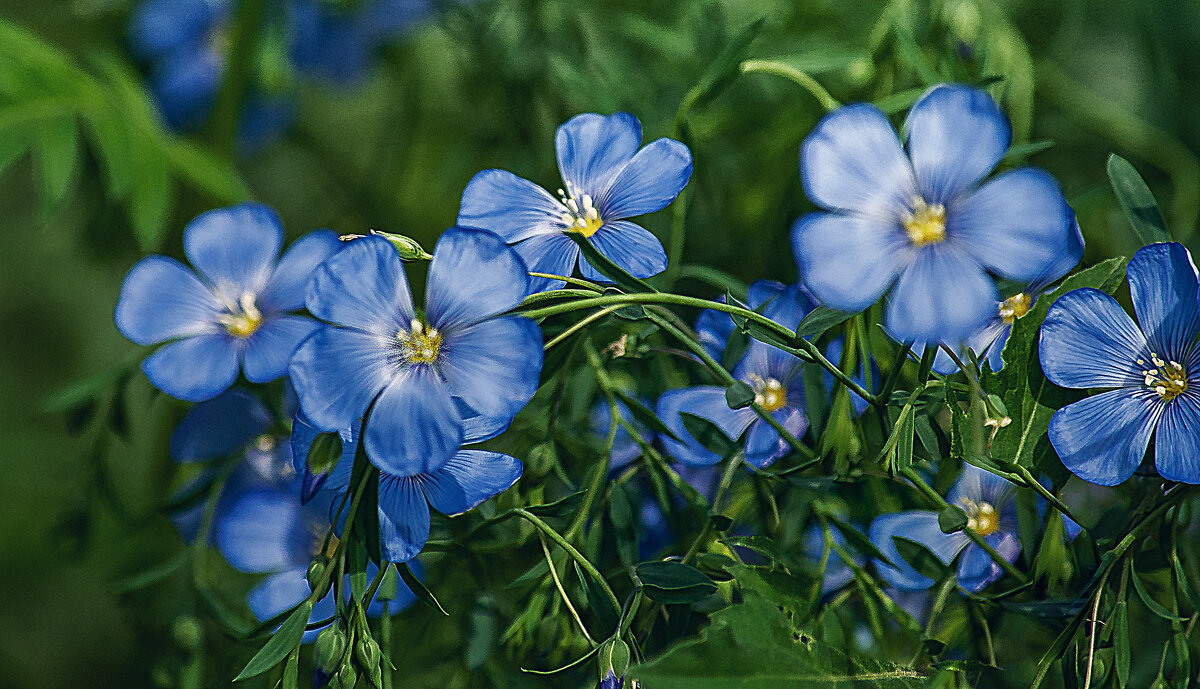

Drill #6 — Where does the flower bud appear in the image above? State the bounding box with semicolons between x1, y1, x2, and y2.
355;636;384;688
336;663;356;689
370;230;432;262
307;558;332;599
314;625;348;675
597;637;630;685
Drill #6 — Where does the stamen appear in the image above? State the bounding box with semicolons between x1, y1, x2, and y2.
901;196;947;247
959;498;1000;536
1142;354;1189;402
218;291;263;338
557;180;605;237
747;374;788;412
998;293;1032;323
398;319;442;365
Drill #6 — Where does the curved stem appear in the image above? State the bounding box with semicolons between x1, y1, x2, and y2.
740;59;841;112
515;509;621;614
545;305;625;350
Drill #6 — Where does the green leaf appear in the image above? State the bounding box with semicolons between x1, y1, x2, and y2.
524;490;586;518
282;649;299;689
891;537;950;582
1107;154;1170;244
637;561;717;604
938;506;969;534
33;114;78;210
794;306;856;339
1002;139;1055;164
826;516;893;568
575;561;620;633
465;598;496;670
725;381;756;409
234;600;313;681
128;145;173;251
679;412;740;459
1128;560;1188;622
566;233;657;294
399;561;448;616
1113;600;1129;688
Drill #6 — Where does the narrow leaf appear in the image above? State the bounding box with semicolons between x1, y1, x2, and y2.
1107;154;1170;244
234;600;313;681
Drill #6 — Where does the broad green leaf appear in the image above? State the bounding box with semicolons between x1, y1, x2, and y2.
937;506;968;534
234;600;313;681
725;381;755;409
637;561;717;604
679;412;740;459
1107;154;1170;244
795;306;856;339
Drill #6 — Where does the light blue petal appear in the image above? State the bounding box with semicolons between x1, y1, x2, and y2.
956;532;1020;592
512;232;580;293
791;213;908;313
1028;218;1085;292
243;316;319;383
885;246;996;343
289;326;396;432
377;475;430;562
305;235;414;333
1127;242;1200;359
426;228;531;330
947;463;1016;508
459;401;512;445
115;256;222;345
257;230;342;314
656;386;757;466
421;450;523;515
170;388;271;462
947;168;1074;281
439;316;542;423
215;489;308;573
1039;288;1148;389
555;112;642;196
457;169;567;244
577;221;667;282
694;296;735;362
869;511;970;591
735;339;804;390
803;526;861;594
903;84;1010;204
127;0;223;59
600;138;692;218
183;203;283;297
743;409;807;469
759;282;818;331
823;339;875;416
143;334;239;402
247;569;312;626
1048;389;1159;486
591;400;644;468
800;103;916;219
1154;393;1200;483
365;366;462;477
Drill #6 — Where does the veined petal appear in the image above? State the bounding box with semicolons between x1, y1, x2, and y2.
305;235;414;333
870;511;971;591
457;169;566;244
215;489;307;573
243;316;320;383
365;366;462;476
956;532;1020;592
885;246;996;343
288;326;395;432
512;232;580;293
657;386;757;466
1154;393;1200;484
1039;288;1148;389
183;203;283;297
377;475;430;562
1048;389;1160;486
577;221;667;282
440;317;542;423
421;450;523;515
1127;242;1200;359
170;388;272;462
791;213;908;312
800;103;916;219
257;230;342;314
427;228;531;331
600;138;692;218
115;256;223;345
947;168;1074;281
743;409;807;469
948;463;1016;508
143;334;239;402
904;84;1011;205
555;112;642;196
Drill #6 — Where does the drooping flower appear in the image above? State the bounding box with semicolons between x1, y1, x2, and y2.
457;112;693;291
791;84;1077;344
115;203;341;402
290;227;542;485
1040;242;1200;485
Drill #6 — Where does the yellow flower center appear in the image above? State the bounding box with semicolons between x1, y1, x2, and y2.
960;498;1000;536
398;318;442;365
749;375;787;412
902;196;946;247
219;292;263;339
558;180;604;237
998;293;1032;324
1140;353;1188;402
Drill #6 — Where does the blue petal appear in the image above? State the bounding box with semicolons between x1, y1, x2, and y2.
235;96;294;155
735;339;804;391
170;388;271;462
747;280;786;309
115;255;223;345
243;316;320;383
1039;288;1148;389
215;489;308;573
439;316;542;422
800;103;916;219
791;213;908;313
305;235;414;332
183;203;283;296
148;42;221;132
578;221;667;282
246;569;311;626
457;169;566;243
760;282;818;332
903;84;1010;204
885;245;996;343
804;526;863;594
426;228;531;330
258;230;342;314
555;112;642;196
947;463;1016;509
143;334;240;402
600;138;692;218
459;400;513;445
1048;389;1158;486
656;386;757;466
421;450;523;515
823;339;875;416
1154;393;1200;483
869;511;970;591
695;296;735;362
377;475;430;562
956;532;1020;592
511;232;580;292
365;366;462;476
1127;242;1200;359
1028;218;1085;292
743;409;807;469
289;326;396;432
127;0;223;59
591;400;645;468
948;168;1075;281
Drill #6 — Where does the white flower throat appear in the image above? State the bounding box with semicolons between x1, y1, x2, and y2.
1140;353;1188;402
558;180;604;237
219;291;263;339
398;319;442;365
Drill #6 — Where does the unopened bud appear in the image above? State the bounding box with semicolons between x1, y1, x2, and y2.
336;663;356;689
370;230;432;262
314;625;348;674
597;637;630;684
307;559;332;598
355;636;384;688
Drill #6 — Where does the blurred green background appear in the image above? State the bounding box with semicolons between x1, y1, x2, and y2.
0;0;1197;686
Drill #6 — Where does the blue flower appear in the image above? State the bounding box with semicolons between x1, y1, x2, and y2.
694;280;816;362
803;525;864;594
115;204;341;402
791;84;1077;344
290;226;541;482
1040;242;1200;485
457;112;693;291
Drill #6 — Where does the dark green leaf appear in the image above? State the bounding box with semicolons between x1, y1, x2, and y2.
1107;154;1170;244
679;412;740;459
1128;560;1188;622
524;490;586;518
891;537;950;582
794;306;856;339
234;600;313;681
399;562;448;616
567;233;657;293
465;599;496;670
725;381;755;409
938;505;969;534
1002;139;1054;163
1113;600;1129;688
575;561;620;633
637;561;717;604
1001;598;1085;618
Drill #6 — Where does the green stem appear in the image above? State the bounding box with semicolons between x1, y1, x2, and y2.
528;272;604;292
207;0;266;157
739;59;841;111
515;508;621;614
545;305;625;350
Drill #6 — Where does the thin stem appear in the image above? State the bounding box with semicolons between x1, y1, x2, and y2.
1082;568;1110;689
207;0;265;156
528;272;604;292
515;509;621;614
539;533;596;645
545;305;625;350
682;452;743;564
740;59;841;112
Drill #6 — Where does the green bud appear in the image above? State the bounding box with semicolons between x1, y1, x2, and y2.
526;442;557;475
315;625;348;674
1150;677;1170;689
355;636;384;688
370;230;432;262
172;614;203;652
307;432;343;475
597;637;630;681
337;662;357;689
308;558;333;599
